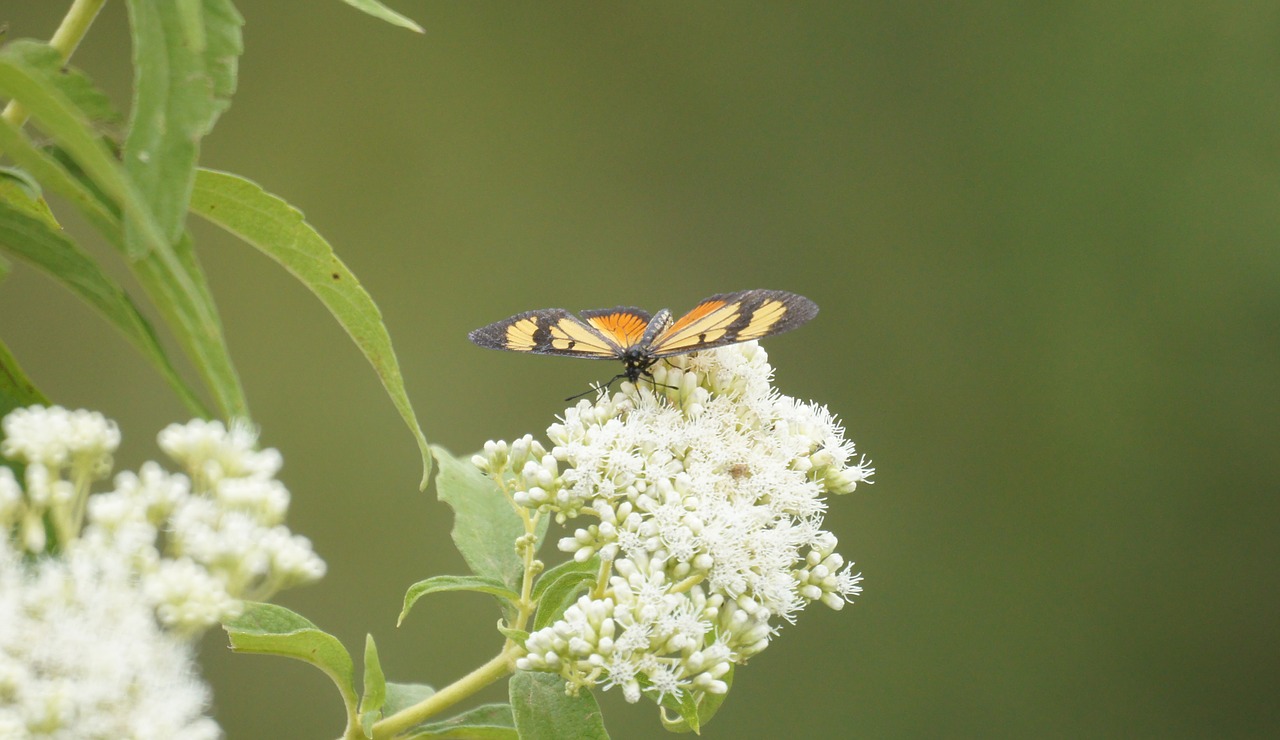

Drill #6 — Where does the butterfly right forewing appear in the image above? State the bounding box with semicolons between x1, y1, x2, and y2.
649;289;818;356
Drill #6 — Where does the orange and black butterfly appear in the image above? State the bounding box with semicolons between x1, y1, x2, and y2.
468;289;818;392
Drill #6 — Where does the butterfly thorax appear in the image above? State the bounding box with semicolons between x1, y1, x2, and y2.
619;309;674;382
621;346;656;382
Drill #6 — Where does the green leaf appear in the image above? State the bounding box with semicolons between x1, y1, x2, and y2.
383;682;436;717
531;557;599;602
189;168;432;486
509;671;609;740
0;338;51;421
657;665;734;734
223;603;358;716
496;623;530;645
0;200;208;416
0;44;162;244
0;165;41;197
398;575;520;627
0;164;60;233
0;124;119;236
431;446;532;591
123;0;242;245
360;633;387;737
113;0;248;421
404;703;517;739
532;559;598;632
0;45;247;420
0;40;122;132
340;0;426;33
134;226;248;419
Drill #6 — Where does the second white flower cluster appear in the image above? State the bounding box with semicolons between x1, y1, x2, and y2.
0;406;325;635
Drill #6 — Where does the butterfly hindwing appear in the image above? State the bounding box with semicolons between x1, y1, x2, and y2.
649;289;818;356
579;307;652;350
468;308;621;358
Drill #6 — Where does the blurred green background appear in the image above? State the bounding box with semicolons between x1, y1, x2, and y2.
4;2;1279;738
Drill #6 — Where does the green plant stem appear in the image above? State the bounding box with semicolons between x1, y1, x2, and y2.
370;649;516;739
370;474;546;738
0;0;108;131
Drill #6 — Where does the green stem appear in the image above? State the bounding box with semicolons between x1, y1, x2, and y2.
0;0;108;130
371;473;550;737
370;650;516;739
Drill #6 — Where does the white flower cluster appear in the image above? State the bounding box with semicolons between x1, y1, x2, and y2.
0;541;221;740
0;406;119;552
1;407;326;635
474;343;873;705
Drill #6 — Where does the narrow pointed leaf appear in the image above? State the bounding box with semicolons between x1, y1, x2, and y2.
360;634;387;737
510;671;609;740
1;40;122;131
0;166;57;227
0;46;247;419
190;168;432;485
0;338;50;420
0;47;163;245
0;200;207;416
398;575;519;626
123;0;242;244
114;0;249;420
0;120;120;237
340;0;425;33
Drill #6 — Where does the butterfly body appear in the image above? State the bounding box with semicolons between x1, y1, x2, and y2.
469;289;818;387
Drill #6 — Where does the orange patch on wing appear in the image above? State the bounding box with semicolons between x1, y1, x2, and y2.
587;312;649;347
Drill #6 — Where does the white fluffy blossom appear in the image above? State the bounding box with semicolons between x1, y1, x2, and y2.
477;343;873;707
0;406;333;736
0;540;221;740
0;406;326;635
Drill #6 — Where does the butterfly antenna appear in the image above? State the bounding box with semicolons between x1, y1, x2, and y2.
564;374;625;403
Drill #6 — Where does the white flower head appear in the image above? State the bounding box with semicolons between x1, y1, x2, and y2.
1;406;121;549
1;407;325;636
1;405;119;473
485;342;872;708
0;540;222;739
158;418;282;485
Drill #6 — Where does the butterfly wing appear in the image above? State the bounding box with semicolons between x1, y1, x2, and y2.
579;307;653;351
468;308;623;358
648;289;818;357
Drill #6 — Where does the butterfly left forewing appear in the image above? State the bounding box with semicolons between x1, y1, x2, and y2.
649;289;818;356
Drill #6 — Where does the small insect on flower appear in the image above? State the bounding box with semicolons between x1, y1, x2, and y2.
468;289;818;394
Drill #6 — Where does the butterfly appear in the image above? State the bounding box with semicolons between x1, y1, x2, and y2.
468;289;818;394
